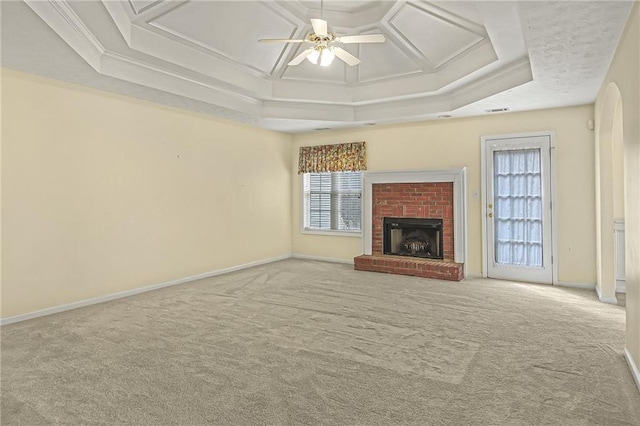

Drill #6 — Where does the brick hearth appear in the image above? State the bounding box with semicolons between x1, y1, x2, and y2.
354;181;464;281
354;255;464;281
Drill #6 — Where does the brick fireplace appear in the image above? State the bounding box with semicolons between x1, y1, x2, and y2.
354;169;466;281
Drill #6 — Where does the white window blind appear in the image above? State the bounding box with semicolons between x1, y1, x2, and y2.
304;172;362;231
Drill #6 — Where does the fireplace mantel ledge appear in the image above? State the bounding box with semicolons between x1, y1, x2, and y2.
361;168;467;274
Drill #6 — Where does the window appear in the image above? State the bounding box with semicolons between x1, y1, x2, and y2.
303;171;362;233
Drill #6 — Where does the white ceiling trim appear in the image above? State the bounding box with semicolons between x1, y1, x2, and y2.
25;0;104;70
128;0;163;16
263;57;532;123
24;0;262;114
125;20;273;99
353;59;532;122
100;51;262;114
25;0;525;124
15;0;629;133
102;0;133;43
146;1;301;77
387;2;487;69
293;1;397;29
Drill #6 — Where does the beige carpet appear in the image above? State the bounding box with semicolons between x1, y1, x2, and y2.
2;259;639;425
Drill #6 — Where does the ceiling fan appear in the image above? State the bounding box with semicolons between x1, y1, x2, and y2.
258;2;385;67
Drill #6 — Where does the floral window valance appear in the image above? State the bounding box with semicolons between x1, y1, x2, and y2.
298;142;367;174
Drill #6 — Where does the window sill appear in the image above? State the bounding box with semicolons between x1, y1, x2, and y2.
302;229;362;238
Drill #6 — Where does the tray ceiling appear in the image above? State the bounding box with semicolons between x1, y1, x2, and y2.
1;1;634;133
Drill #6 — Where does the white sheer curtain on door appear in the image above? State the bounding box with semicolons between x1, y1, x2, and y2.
493;149;543;267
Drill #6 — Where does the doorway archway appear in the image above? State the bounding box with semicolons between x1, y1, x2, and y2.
595;83;625;303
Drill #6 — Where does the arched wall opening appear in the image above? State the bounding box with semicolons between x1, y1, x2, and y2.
595;83;624;303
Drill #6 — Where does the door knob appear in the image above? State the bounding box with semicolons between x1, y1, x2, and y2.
488;203;493;209
488;212;493;217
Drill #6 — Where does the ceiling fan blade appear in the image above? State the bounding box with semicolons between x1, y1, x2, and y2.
288;48;315;66
259;39;306;43
332;47;361;66
310;18;328;36
338;34;386;44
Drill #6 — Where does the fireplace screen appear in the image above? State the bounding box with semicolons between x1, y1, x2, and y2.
383;217;444;259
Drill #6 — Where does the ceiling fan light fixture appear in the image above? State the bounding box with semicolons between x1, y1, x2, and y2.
320;47;335;67
306;49;321;64
259;0;385;68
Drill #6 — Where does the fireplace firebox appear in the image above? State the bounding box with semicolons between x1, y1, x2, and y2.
383;217;444;260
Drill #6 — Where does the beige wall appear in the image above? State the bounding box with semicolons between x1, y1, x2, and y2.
292;105;597;284
1;69;292;318
0;69;3;319
613;97;625;219
595;3;640;378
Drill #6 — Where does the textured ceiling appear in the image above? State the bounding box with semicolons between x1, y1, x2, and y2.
0;1;634;133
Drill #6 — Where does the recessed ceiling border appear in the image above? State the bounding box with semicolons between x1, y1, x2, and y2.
21;0;537;131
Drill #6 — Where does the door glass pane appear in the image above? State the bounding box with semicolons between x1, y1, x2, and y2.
493;148;543;267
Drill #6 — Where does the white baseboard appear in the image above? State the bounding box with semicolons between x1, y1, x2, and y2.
291;253;354;265
616;279;626;293
624;348;640;393
555;280;596;290
595;284;618;304
0;254;290;326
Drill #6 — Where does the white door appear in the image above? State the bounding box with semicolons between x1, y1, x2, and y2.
484;135;553;284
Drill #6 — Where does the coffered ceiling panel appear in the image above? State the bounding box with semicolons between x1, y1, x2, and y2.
389;2;485;68
357;37;422;83
6;0;633;133
149;1;299;75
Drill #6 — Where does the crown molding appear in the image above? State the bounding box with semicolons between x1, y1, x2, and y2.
22;0;533;128
24;0;104;70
